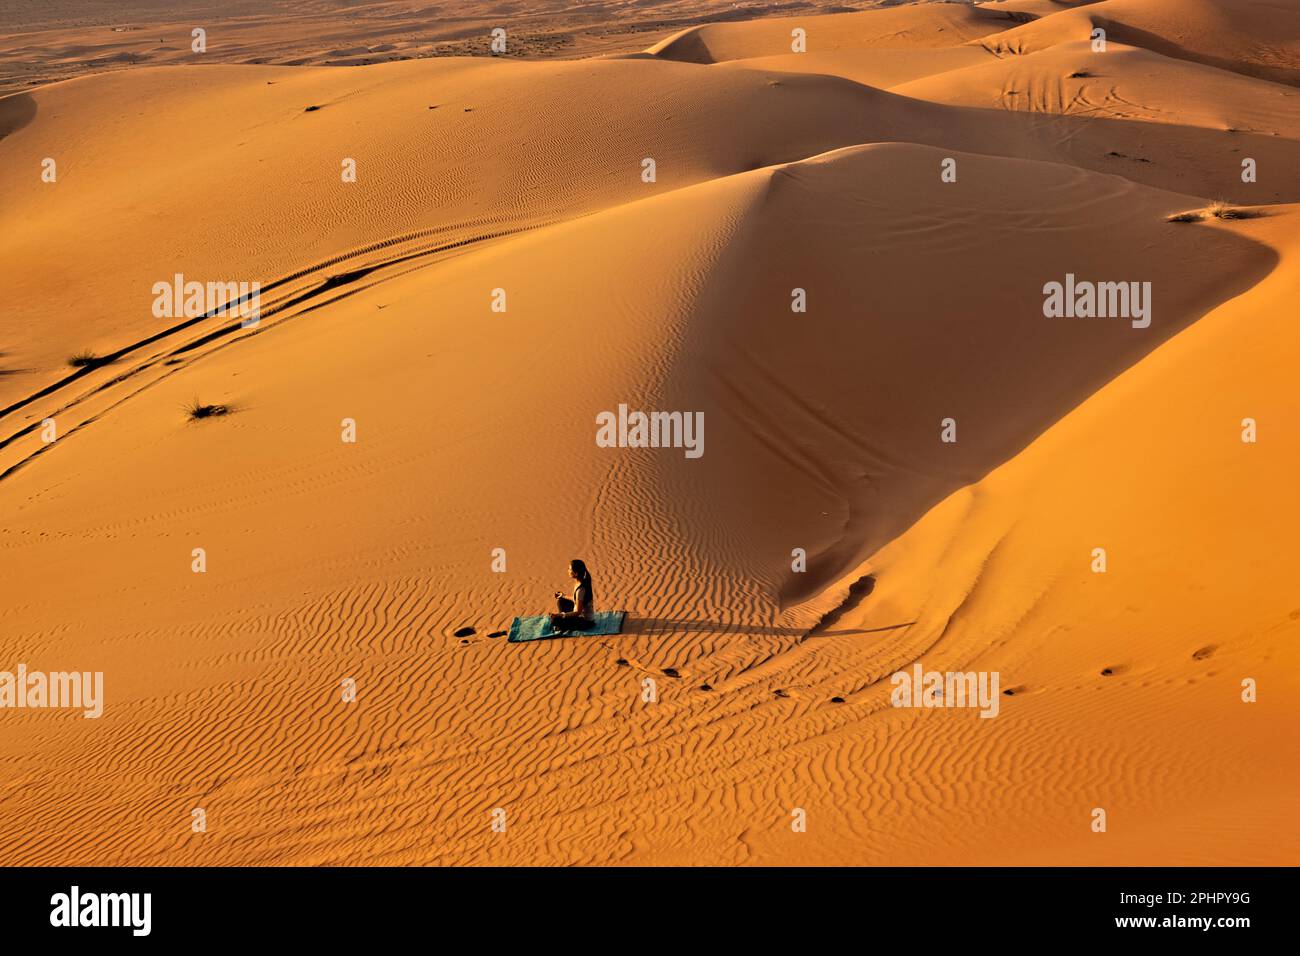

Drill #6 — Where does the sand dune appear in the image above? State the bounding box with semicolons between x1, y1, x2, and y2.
896;38;1300;132
720;46;996;89
1;0;1297;866
647;5;1018;63
975;0;1300;87
849;205;1300;862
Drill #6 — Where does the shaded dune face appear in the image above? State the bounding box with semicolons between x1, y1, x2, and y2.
0;92;36;141
0;0;1298;866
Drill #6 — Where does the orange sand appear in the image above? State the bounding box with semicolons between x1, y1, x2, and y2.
0;0;1297;865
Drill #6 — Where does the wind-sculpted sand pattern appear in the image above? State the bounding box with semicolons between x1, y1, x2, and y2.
0;0;1298;867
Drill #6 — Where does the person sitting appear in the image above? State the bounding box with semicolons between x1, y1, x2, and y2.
550;559;595;631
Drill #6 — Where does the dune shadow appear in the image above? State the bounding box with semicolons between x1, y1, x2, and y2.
622;607;909;639
0;93;36;142
624;617;806;637
1097;17;1300;89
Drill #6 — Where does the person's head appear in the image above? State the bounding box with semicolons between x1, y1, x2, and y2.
569;559;590;582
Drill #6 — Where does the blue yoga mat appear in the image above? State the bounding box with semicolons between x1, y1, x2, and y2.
508;610;627;643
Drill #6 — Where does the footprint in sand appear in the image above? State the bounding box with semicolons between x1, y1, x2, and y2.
453;626;475;637
1192;644;1217;660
